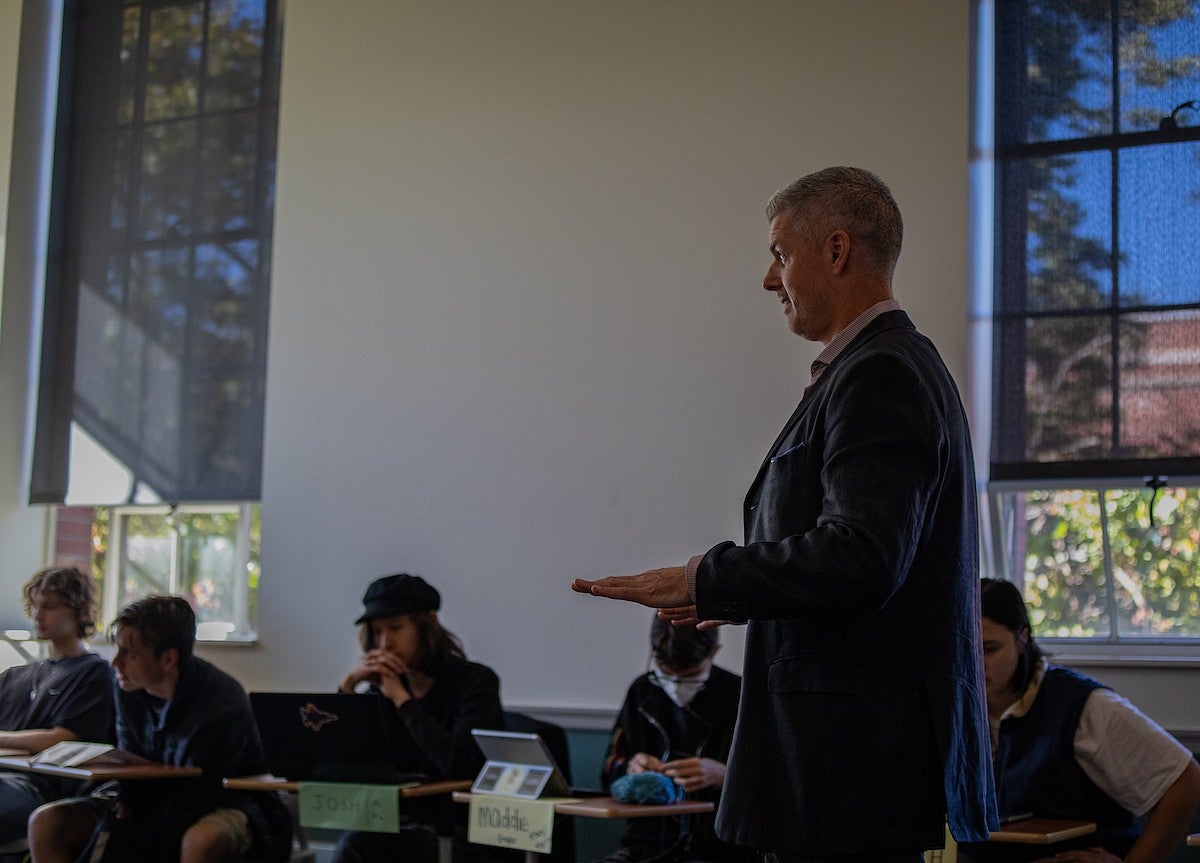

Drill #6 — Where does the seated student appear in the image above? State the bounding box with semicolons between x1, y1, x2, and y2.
0;566;114;843
331;573;504;863
599;617;753;863
27;595;290;863
959;578;1200;863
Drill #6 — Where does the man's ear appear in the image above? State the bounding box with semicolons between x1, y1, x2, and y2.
826;229;850;274
158;646;180;672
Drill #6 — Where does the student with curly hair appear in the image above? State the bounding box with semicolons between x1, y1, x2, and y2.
0;566;114;843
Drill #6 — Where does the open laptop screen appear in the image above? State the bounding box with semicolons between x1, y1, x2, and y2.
250;692;427;784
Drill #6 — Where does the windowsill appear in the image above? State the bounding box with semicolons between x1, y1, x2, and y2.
1042;641;1200;668
85;635;260;650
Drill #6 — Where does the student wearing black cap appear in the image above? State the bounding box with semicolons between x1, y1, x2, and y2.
332;573;504;863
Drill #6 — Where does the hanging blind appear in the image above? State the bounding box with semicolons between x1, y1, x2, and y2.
991;0;1200;483
30;0;282;504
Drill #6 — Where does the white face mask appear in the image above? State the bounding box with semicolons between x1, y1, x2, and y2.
649;657;710;708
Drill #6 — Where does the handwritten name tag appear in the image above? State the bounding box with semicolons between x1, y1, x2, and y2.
297;782;401;832
468;795;557;853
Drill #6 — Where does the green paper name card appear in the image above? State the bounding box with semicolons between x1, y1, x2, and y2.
297;782;401;832
468;795;556;854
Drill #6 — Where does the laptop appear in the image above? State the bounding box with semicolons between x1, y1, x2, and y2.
250;692;428;784
470;729;573;797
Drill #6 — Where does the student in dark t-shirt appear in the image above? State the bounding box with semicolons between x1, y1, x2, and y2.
0;566;113;842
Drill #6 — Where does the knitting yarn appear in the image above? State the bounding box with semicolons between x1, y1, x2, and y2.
610;772;683;804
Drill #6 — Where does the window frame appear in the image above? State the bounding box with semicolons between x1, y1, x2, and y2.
989;0;1200;484
98;501;259;643
975;0;1200;661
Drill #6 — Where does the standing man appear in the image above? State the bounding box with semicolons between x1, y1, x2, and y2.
28;595;290;863
0;566;114;843
574;167;998;862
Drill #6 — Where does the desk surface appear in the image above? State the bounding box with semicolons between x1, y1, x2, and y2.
989;818;1097;844
452;791;714;819
0;753;202;781
225;774;471;798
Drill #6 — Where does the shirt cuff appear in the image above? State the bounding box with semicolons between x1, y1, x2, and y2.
685;554;703;602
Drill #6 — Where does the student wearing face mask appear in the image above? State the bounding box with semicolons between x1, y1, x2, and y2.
598;617;753;863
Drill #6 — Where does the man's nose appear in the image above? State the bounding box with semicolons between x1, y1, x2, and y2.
763;262;781;290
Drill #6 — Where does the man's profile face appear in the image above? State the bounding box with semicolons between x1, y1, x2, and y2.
111;626;172;693
763;211;834;343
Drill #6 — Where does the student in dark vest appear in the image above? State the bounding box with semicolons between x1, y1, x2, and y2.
331;573;504;863
959;578;1200;863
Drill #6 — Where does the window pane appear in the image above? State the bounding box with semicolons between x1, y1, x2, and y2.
1019;489;1111;637
1118;142;1200;307
194;241;260;366
1023;154;1112;312
997;1;1112;145
117;7;140;126
140;119;197;239
118;512;172;607
1022;315;1113;462
205;0;266;111
144;4;203;122
199;111;259;232
1106;487;1200;637
1118;310;1200;460
1118;3;1200;134
178;511;238;625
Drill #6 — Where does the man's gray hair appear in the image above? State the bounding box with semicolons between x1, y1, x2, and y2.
766;166;903;276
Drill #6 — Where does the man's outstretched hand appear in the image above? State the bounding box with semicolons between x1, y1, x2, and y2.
572;566;731;630
571;566;690;609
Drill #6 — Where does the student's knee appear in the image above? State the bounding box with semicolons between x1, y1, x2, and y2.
28;799;98;863
181;808;251;863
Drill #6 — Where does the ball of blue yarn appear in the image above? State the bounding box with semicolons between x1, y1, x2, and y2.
610;772;683;804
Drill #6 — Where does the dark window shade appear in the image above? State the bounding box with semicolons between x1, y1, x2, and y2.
991;0;1200;484
30;0;281;505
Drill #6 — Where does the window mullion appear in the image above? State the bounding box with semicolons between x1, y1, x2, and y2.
1097;488;1120;642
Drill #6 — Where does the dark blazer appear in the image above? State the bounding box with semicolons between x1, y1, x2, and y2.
694;310;997;854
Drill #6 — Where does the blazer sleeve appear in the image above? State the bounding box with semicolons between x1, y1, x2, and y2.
697;349;947;619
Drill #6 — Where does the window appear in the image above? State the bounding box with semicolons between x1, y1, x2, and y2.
102;503;260;640
31;0;282;639
32;0;281;505
980;0;1200;645
986;485;1200;642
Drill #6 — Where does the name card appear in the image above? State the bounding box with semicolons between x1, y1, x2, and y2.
468;795;557;854
297;782;401;832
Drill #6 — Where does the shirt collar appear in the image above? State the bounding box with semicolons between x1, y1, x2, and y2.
808;298;901;386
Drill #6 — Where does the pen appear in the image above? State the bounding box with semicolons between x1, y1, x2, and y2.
1000;812;1033;824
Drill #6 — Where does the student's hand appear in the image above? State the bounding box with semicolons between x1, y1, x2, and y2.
362;649;413;708
1046;849;1121;863
625;752;664;775
338;657;378;694
661;757;726;792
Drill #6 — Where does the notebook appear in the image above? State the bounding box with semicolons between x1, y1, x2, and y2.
250;692;428;784
469;729;572;797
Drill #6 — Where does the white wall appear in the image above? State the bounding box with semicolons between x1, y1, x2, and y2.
0;0;52;605
232;0;973;712
15;1;1191;732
